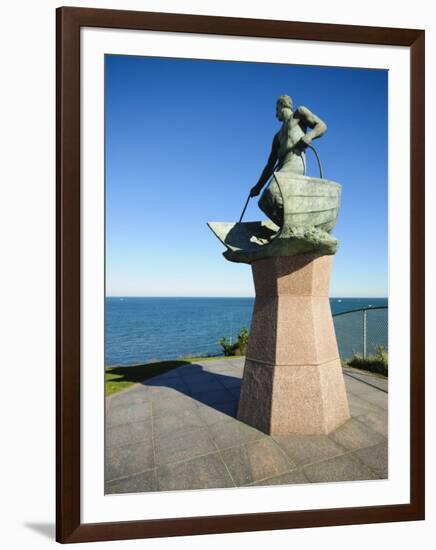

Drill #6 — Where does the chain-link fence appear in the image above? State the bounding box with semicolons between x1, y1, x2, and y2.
333;306;388;361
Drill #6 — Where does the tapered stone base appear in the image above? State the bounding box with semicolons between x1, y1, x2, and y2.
237;254;350;435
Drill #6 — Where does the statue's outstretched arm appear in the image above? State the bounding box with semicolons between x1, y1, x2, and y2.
250;134;279;197
296;105;327;147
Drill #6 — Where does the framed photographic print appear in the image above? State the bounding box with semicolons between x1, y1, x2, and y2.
56;7;425;543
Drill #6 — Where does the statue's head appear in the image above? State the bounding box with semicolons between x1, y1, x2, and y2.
276;95;293;121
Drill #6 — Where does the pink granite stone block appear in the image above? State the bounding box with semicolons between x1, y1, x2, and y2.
237;360;274;434
237;359;350;436
275;296;318;365
271;359;349;436
310;255;334;297
251;254;333;297
238;254;350;435
270;365;326;435
246;297;278;365
312;297;340;364
318;360;350;433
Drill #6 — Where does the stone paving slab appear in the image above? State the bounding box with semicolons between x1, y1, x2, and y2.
105;469;158;494
153;408;204;440
107;419;153;448
105;439;155;481
303;453;379;482
354;410;388;437
272;434;345;467
208;418;266;450
105;357;388;494
250;468;309;486
158;452;234;491
329;417;386;451
343;367;388;392
154;426;217;466
220;438;296;486
353;441;388;478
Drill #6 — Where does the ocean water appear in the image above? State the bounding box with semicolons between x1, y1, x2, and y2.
105;297;388;366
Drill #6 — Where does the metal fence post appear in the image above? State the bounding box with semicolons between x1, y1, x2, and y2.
363;309;367;359
332;305;387;362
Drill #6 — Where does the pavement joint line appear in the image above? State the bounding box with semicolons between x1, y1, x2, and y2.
195;409;241;428
210;431;238;487
152;423;214;446
298;440;388;476
352;406;387;423
344;441;388;478
349;413;389;438
106;466;157;485
156;449;224;470
213;433;267;453
106;432;153;449
343;371;388;394
151;422;266;452
107;420;148;430
245;465;308;486
216;439;303;486
267;436;300;470
270;432;351;466
154;432;270;469
150;404;234;432
270;427;387;473
106;435;154;452
347;389;387;410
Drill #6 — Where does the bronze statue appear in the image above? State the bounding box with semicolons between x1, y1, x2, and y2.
250;95;327;198
208;95;350;438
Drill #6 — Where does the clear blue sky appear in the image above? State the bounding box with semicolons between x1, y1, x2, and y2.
105;55;388;298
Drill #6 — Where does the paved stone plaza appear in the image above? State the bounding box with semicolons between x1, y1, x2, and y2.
105;358;387;494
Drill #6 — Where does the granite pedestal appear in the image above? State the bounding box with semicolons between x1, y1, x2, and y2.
237;254;350;435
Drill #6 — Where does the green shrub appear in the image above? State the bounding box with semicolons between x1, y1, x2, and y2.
374;344;388;366
219;336;236;356
236;326;249;355
220;326;249;356
347;345;388;376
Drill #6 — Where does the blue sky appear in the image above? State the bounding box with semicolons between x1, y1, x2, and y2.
105;55;388;298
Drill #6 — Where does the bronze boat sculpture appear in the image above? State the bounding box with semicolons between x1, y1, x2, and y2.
208;169;341;264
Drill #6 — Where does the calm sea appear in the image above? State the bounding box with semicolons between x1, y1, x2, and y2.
105;297;388;366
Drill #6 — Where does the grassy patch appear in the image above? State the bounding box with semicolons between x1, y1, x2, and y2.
180;355;230;363
346;345;388;377
105;355;229;396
